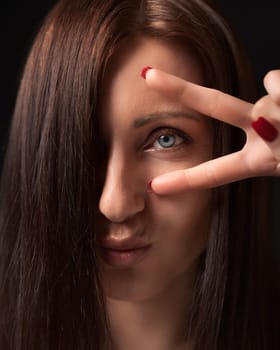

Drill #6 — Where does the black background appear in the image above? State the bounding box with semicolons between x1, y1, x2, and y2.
1;1;279;258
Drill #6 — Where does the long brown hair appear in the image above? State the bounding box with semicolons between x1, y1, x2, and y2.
0;0;279;349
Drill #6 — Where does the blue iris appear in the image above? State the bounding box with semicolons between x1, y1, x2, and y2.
158;134;176;148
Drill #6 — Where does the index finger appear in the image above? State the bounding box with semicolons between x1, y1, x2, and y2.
145;68;253;129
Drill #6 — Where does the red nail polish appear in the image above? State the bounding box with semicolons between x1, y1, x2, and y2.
251;117;278;142
147;180;154;193
141;66;152;79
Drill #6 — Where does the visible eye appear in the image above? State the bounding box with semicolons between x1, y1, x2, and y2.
157;134;176;148
144;127;192;151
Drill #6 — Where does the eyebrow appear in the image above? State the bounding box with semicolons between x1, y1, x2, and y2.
133;111;202;128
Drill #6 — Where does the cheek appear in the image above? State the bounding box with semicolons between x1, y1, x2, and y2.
143;190;213;285
150;189;212;249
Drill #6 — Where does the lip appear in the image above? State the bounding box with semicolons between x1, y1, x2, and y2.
99;235;150;250
100;246;150;267
99;244;150;267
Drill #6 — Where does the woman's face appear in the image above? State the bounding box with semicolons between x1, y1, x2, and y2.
98;37;214;301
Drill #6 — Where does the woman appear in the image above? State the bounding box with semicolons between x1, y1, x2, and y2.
0;0;279;349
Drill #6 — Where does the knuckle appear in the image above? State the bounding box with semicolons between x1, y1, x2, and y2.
264;69;275;82
264;69;280;83
205;162;219;187
252;96;270;116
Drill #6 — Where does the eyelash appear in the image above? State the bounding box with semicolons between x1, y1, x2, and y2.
143;127;193;151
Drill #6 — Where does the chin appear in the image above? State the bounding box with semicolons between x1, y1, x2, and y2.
102;263;198;302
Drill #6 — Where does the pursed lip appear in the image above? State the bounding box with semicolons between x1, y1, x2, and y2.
98;236;151;266
100;242;150;251
99;235;150;251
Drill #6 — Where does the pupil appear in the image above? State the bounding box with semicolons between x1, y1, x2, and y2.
159;135;175;147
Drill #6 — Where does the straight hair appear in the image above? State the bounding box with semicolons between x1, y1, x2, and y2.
0;0;279;349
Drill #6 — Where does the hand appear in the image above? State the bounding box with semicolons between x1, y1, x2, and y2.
144;68;280;194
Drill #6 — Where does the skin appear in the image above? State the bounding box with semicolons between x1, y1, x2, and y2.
145;69;280;194
97;37;214;350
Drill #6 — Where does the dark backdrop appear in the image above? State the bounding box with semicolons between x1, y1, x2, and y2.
1;1;279;258
216;1;280;259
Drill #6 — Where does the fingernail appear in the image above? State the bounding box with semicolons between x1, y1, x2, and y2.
141;66;152;79
147;180;154;193
251;117;278;142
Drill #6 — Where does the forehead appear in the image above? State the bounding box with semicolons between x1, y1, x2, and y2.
101;37;204;130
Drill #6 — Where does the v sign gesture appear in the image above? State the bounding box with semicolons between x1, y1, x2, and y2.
143;68;280;194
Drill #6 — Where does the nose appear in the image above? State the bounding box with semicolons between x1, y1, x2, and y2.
98;152;145;223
